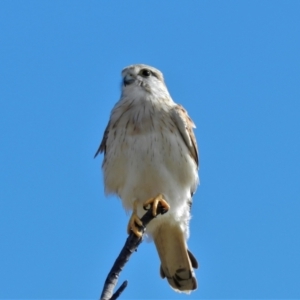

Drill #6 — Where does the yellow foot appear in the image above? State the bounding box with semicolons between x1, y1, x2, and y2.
127;213;143;237
127;200;143;237
143;194;170;216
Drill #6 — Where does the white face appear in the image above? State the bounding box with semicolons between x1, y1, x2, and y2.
121;64;167;96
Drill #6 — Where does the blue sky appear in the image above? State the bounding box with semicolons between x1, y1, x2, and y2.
1;1;300;299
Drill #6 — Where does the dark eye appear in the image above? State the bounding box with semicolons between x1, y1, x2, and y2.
141;69;151;77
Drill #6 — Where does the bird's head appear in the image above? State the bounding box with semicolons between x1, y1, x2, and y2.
121;64;169;98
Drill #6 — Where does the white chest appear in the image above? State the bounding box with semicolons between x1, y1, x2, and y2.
103;103;198;207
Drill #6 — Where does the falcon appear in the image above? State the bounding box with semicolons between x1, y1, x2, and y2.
95;64;199;293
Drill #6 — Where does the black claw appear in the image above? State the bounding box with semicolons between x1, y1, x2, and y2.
160;208;168;215
157;203;169;215
135;224;145;233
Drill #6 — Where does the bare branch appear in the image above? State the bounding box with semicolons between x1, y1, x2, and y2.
100;204;168;300
110;280;128;300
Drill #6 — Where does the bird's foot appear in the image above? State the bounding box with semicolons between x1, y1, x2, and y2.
143;193;170;216
127;201;143;237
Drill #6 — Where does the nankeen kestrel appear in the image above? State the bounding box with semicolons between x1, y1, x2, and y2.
95;64;199;293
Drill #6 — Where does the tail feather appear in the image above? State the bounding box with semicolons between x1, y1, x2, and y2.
187;249;198;269
153;222;198;293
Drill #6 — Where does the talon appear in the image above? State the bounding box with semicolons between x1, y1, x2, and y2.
127;213;143;237
143;194;170;216
143;203;151;211
127;200;143;237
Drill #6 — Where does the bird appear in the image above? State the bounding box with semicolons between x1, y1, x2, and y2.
95;64;199;293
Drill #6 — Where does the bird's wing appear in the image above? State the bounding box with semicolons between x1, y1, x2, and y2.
94;99;136;158
94;121;110;158
171;104;199;168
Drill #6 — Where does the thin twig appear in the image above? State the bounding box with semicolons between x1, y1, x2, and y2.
109;280;127;300
100;204;168;300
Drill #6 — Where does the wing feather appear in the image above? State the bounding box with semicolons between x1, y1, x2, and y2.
171;104;199;168
94;100;136;158
94;121;110;158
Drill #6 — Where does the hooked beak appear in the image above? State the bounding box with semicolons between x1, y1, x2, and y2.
123;73;136;86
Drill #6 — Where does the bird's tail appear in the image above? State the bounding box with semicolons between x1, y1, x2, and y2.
153;222;198;293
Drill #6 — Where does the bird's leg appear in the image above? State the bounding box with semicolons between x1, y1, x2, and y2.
127;200;143;237
143;193;170;216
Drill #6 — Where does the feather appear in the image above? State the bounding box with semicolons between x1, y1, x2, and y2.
94;121;110;158
154;222;198;293
171;105;199;167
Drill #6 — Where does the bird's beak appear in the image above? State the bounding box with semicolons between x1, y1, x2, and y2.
123;73;136;86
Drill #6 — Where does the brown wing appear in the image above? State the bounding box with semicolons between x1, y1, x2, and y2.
171;104;199;168
94;121;110;158
94;99;136;159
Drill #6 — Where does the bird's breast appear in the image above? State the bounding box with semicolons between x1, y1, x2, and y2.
103;112;197;201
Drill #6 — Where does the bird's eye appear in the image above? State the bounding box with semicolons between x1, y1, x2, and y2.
141;69;151;77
